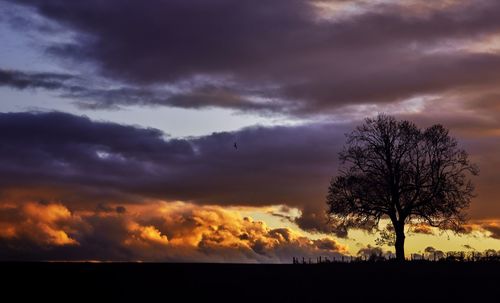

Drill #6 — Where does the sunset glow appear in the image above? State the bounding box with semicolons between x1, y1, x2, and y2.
0;0;499;262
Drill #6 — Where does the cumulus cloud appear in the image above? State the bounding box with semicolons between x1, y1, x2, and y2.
0;201;347;262
0;202;80;247
0;111;350;232
0;111;498;236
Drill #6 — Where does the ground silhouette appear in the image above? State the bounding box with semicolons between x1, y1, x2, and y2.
2;261;498;302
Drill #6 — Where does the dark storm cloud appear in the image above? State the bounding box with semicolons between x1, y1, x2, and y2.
0;111;347;231
9;0;316;82
0;111;498;234
6;0;500;114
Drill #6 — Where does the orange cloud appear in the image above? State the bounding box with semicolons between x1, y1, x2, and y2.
120;202;348;262
472;221;500;239
409;223;434;235
455;220;500;239
0;202;79;246
0;200;348;262
125;222;169;246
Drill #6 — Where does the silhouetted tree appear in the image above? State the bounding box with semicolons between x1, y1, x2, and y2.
326;114;478;261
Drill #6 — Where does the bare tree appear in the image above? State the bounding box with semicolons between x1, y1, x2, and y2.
326;114;479;261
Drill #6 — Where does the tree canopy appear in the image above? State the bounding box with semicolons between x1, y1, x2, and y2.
326;114;479;261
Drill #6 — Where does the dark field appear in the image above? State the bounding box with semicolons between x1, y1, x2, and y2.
2;262;499;302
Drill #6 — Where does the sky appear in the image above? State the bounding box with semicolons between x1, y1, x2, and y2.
0;0;499;262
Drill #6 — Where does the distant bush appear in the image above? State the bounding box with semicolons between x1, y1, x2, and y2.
293;250;500;264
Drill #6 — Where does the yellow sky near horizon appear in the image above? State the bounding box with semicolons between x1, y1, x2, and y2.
235;206;500;256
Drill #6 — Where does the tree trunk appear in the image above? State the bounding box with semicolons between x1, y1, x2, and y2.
394;223;406;262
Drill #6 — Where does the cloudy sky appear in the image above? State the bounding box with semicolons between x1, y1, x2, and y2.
0;0;499;262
